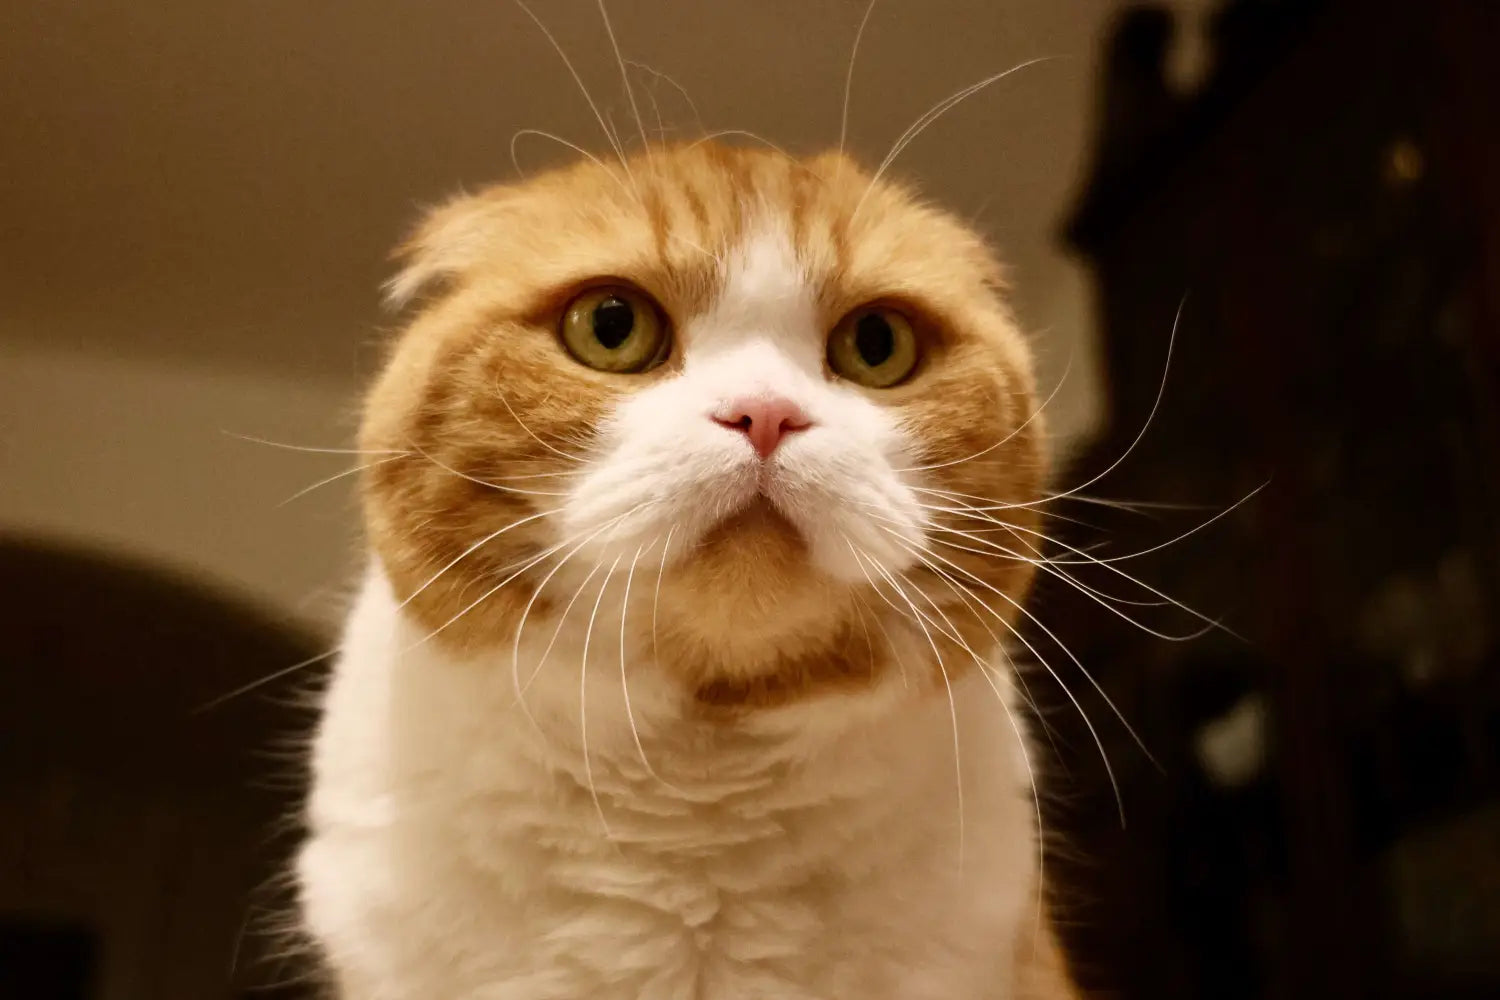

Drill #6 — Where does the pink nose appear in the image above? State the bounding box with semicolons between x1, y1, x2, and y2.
713;395;812;459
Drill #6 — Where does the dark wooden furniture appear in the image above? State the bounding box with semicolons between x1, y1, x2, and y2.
0;536;326;998
1042;3;1500;998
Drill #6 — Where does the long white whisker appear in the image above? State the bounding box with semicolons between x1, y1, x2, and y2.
518;504;653;700
509;518;639;731
511;127;620;183
512;0;637;186
526;557;608;696
624;60;703;137
841;537;911;689
847;542;965;866
838;0;880;166
639;69;667;144
192;647;341;714
985;517;1234;639
853;57;1055;222
411;533;578;654
397;508;561;610
927;523;1172;609
221;431;407;457
906;527;1155;765
580;553;624;839
975;656;1048;948
1038;296;1185;506
595;1;650;159
896;349;1072;474
406;439;571;497
900;543;1061;752
879;528;1129;821
685;130;811;173
276;454;406;506
621;535;678;791
490;382;592;464
901;491;1228;633
1045;483;1267;566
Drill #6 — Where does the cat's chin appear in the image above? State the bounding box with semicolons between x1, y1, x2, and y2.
709;495;803;548
691;495;816;587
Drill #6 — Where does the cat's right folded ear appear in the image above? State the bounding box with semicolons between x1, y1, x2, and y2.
383;190;509;313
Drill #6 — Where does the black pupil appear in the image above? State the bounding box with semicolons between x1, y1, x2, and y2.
592;297;636;350
854;313;895;367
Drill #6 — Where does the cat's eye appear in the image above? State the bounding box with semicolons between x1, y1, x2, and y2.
827;307;920;388
559;285;670;373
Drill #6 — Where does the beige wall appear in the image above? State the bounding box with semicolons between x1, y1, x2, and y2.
0;341;363;624
0;0;1211;622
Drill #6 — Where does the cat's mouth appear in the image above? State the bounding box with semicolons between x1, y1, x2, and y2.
708;493;805;548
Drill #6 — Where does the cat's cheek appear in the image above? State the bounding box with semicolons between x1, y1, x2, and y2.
556;391;760;558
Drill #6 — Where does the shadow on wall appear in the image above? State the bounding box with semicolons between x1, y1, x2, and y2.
0;535;328;999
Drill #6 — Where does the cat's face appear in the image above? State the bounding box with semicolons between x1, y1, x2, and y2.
361;143;1046;709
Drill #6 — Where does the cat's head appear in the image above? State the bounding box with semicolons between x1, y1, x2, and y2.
361;142;1046;711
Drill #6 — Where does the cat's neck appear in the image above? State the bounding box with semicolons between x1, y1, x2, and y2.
326;562;1017;828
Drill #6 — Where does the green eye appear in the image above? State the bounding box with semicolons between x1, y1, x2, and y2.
560;286;670;373
827;307;920;387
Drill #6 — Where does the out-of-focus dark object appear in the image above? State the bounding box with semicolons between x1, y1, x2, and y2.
1047;1;1500;999
0;536;326;998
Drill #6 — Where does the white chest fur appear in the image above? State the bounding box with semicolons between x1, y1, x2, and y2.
298;567;1041;1000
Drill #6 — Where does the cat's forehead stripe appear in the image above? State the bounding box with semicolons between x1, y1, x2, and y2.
688;223;820;365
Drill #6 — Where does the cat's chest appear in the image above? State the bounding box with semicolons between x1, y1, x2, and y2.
301;580;1035;999
382;802;1019;1000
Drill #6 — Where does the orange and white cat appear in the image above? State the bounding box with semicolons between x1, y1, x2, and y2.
297;142;1078;999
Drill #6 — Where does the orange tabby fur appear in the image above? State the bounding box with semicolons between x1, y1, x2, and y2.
352;141;1075;997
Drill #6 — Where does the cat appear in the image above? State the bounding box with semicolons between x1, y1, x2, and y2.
296;140;1078;999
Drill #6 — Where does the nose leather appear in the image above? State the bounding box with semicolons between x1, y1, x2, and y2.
713;395;813;459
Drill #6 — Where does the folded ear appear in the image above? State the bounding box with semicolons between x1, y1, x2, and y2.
383;189;512;311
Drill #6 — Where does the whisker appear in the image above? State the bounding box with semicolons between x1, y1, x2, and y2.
193;647;340;714
879;528;1132;820
1055;297;1183;503
1005;296;1185;511
847;542;965;866
624;59;704;137
900;490;1226;629
911;488;1101;530
853;56;1056;223
622;534;679;791
523;555;609;703
511;127;619;183
221;431;406;457
511;540;596;732
397;507;561;610
895;348;1072;474
638;68;667;145
837;0;880;168
856;592;910;689
580;552;624;839
650;525;675;668
686;129;807;169
412;535;574;654
406;438;571;497
517;505;652;699
968;651;1048;943
985;517;1235;639
908;513;1172;609
1044;482;1267;566
512;0;638;189
595;1;650;159
901;543;1063;752
490;378;592;465
276;454;407;506
839;536;911;689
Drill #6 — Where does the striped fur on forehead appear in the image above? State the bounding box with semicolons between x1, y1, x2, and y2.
360;140;1047;704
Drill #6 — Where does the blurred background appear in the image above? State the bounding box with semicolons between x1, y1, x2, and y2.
1;0;1495;997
